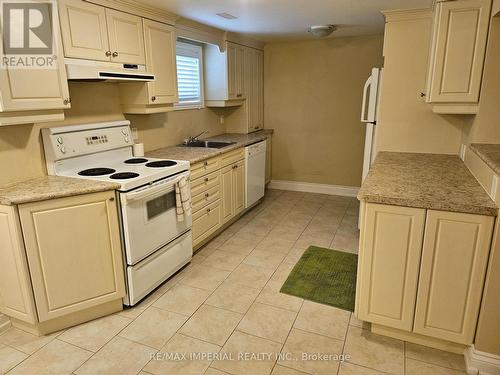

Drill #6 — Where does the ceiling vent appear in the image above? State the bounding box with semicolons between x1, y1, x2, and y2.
216;12;237;20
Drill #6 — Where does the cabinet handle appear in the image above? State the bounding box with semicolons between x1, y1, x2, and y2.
151;96;156;102
112;52;118;57
105;51;112;57
237;94;243;97
420;92;426;98
205;193;209;198
204;177;209;182
207;208;211;213
109;197;115;202
204;161;208;166
63;98;71;105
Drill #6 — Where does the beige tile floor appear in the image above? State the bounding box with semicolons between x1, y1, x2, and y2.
0;189;468;375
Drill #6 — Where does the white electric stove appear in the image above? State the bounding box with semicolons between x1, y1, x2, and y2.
42;120;193;305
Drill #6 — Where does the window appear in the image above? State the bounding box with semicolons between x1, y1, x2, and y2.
175;40;204;109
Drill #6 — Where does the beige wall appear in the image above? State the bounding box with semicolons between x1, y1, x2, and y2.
0;82;225;186
373;15;467;156
461;16;500;145
264;34;384;187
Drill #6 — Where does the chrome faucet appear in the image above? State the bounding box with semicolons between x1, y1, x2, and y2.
186;130;208;144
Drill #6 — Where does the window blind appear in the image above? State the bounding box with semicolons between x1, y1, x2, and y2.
176;41;203;108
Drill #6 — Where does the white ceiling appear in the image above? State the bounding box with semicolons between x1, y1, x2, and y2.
144;0;434;41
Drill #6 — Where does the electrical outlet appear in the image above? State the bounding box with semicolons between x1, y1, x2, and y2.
219;115;225;124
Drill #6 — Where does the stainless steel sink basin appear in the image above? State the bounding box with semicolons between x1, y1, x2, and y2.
180;140;236;149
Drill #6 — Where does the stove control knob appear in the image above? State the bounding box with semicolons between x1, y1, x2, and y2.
124;137;130;143
60;146;67;154
57;137;63;144
121;129;127;135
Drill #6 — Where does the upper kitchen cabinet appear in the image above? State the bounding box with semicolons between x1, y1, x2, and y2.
120;19;178;113
204;41;246;107
220;46;265;133
0;2;70;126
425;0;492;114
59;0;145;65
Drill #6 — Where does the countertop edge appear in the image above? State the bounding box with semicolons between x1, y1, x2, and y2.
146;130;273;164
469;144;500;175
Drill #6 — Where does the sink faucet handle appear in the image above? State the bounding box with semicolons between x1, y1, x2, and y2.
191;130;209;142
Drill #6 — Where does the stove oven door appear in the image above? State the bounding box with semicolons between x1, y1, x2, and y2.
120;171;192;265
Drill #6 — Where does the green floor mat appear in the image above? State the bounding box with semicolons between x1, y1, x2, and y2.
280;246;358;311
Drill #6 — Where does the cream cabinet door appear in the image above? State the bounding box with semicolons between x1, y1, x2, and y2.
58;0;110;61
356;203;425;331
221;165;235;223
192;200;222;247
426;0;491;103
143;19;178;104
233;160;246;215
105;8;145;65
227;42;245;100
0;206;37;324
413;210;494;344
19;192;125;322
0;2;70;112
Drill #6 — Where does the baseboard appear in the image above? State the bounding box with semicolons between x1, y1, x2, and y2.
268;180;360;197
0;314;11;333
465;346;500;375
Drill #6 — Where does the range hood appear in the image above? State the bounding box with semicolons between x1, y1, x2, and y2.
65;58;155;82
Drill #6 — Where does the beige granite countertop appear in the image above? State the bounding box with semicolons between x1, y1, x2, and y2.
357;152;498;216
146;130;273;164
0;176;120;206
470;144;500;175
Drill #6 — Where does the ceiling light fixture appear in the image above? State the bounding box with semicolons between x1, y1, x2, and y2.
308;24;337;37
216;12;237;20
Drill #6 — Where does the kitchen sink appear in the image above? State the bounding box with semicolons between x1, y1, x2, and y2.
180;140;236;149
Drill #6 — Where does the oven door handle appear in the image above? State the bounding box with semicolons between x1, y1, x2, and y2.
122;172;189;204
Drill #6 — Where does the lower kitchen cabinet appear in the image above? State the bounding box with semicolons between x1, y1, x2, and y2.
356;204;425;331
357;203;494;347
0;191;125;334
413;210;493;344
191;147;247;248
221;159;245;224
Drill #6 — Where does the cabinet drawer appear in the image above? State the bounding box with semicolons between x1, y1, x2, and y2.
192;185;220;213
193;200;222;246
220;148;245;168
191;171;220;197
191;157;220;180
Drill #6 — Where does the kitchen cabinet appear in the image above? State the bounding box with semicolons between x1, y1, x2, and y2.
120;19;178;113
59;0;145;64
105;8;145;65
356;204;425;331
191;148;246;248
0;2;70;126
221;159;245;224
0;191;125;334
357;202;494;347
413;210;493;344
425;0;492;114
204;41;246;107
223;46;264;133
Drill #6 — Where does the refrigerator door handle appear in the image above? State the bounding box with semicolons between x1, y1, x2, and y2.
361;76;372;123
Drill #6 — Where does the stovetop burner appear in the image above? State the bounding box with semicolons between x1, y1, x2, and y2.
124;158;148;164
78;168;116;176
145;160;177;168
110;172;140;180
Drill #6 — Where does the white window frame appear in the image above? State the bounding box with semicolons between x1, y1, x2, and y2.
175;40;205;110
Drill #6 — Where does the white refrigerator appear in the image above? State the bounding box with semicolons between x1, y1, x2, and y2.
360;67;383;181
